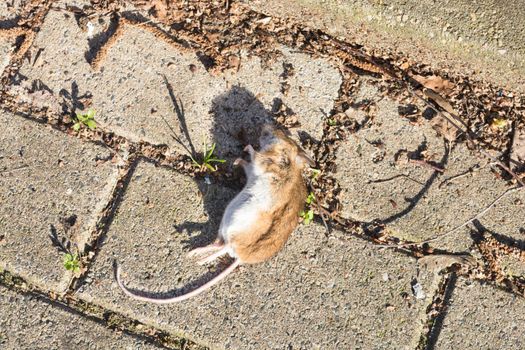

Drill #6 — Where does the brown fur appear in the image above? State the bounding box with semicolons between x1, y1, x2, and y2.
232;128;309;264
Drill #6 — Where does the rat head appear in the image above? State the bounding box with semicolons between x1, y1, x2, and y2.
258;124;315;170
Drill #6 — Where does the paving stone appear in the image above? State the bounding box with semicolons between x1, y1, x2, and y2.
0;285;160;349
0;111;119;291
78;160;429;349
18;10;341;160
334;80;513;251
435;278;525;349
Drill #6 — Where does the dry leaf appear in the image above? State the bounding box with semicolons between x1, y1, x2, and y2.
413;74;454;95
228;55;241;71
256;17;272;25
423;89;457;116
400;62;411;70
430;114;459;141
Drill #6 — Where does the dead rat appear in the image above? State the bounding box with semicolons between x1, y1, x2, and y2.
116;124;314;303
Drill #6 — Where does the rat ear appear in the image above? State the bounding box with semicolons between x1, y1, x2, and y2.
296;151;315;168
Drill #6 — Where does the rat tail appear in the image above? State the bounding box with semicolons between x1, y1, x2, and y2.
114;259;240;304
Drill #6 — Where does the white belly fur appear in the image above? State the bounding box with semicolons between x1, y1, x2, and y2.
218;175;272;245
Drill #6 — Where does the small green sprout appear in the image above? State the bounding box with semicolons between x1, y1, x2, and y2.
310;168;321;181
73;109;96;131
300;192;316;224
190;141;226;172
327;118;337;126
306;192;315;205
63;253;80;273
300;209;314;225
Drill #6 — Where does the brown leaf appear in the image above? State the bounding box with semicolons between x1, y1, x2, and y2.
400;62;411;70
423;89;457;116
430;114;459;141
412;74;454;95
256;16;272;25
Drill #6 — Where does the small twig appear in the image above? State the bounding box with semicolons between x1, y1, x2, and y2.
438;164;481;188
368;173;425;186
479;149;525;187
409;159;445;173
317;205;348;227
409;87;467;137
375;185;523;248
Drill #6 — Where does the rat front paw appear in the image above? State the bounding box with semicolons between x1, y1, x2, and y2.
233;158;246;166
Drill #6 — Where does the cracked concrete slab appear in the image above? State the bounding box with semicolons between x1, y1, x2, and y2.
334;79;514;251
0;285;160;349
0;111;119;292
78;160;429;349
435;278;525;349
18;10;340;160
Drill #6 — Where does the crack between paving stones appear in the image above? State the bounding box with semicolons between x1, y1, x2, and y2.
0;269;206;350
416;271;457;350
68;158;159;293
67;156;136;292
0;0;52;82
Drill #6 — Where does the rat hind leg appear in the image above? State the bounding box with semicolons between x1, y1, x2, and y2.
197;246;231;265
187;240;224;258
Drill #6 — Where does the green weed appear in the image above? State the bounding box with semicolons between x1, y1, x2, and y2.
327;118;337;126
72;109;96;131
310;168;321;181
49;224;82;275
190;141;226;172
300;192;316;224
63;253;80;273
